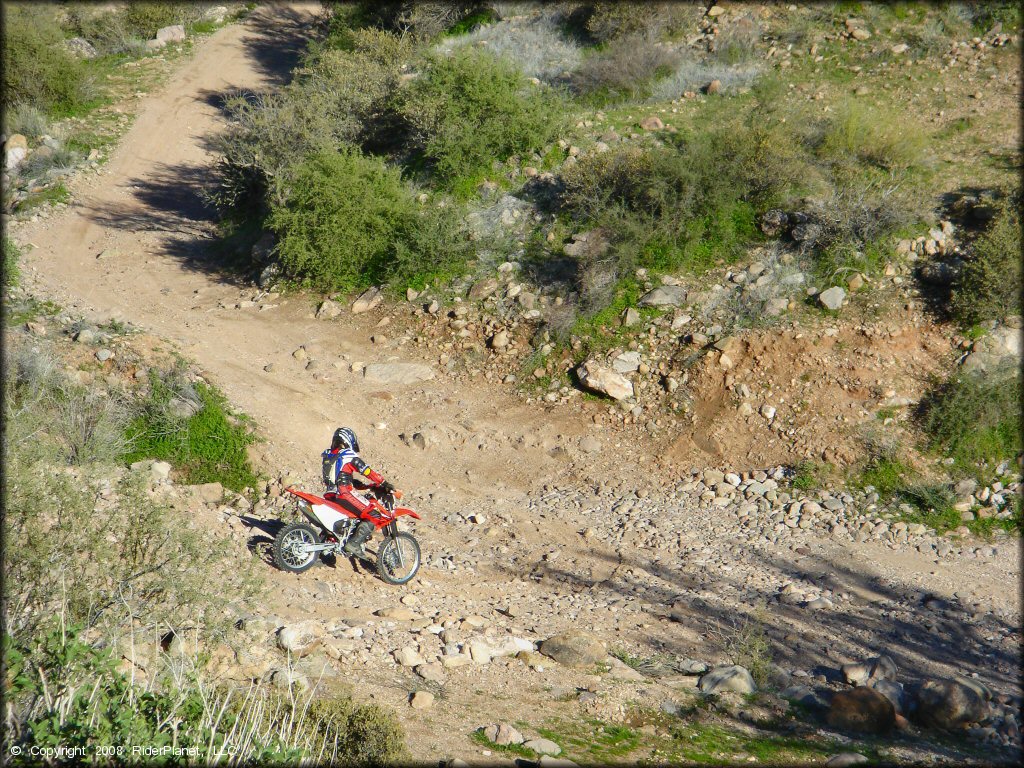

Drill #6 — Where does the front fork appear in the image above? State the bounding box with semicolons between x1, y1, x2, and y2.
384;522;404;568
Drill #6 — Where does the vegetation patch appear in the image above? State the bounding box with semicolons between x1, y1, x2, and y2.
123;368;260;492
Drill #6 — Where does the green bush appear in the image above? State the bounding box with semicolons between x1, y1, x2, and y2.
816;103;926;172
557;125;801;309
269;149;469;292
920;362;1022;480
1;4;87;112
211;28;413;218
123;368;260;492
5;625;406;765
950;197;1022;326
64;2;204;55
3;236;20;289
399;48;566;186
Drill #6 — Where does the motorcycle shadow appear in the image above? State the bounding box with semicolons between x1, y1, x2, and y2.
238;514;377;574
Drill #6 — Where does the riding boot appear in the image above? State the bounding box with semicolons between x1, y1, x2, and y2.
342;520;374;557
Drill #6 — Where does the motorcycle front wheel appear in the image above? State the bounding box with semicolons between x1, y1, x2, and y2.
273;522;322;573
377;532;421;585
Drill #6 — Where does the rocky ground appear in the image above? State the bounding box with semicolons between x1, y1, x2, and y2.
4;3;1022;765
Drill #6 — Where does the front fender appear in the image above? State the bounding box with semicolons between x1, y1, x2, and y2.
393;506;420;520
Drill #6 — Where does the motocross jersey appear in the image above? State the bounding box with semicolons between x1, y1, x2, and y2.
321;448;386;491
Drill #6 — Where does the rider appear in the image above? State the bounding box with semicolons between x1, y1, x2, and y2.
321;427;395;557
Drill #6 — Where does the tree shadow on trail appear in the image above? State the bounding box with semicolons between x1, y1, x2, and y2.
236;3;321;86
495;541;1020;699
84;161;252;284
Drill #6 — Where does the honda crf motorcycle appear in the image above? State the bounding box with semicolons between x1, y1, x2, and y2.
273;486;421;585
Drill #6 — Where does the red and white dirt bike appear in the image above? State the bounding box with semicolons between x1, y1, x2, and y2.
273;486;422;585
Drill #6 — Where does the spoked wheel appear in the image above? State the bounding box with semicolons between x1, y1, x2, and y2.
377;532;421;585
273;522;322;573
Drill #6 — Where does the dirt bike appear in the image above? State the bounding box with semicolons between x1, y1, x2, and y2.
273;485;422;585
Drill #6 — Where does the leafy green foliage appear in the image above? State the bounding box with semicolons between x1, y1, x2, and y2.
1;4;87;112
951;196;1022;326
3;236;20;289
399;48;566;186
123;368;260;492
5;625;406;765
64;2;204;56
269;149;469;292
920;362;1021;481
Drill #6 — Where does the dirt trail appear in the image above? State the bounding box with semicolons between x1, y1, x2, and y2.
9;6;1021;761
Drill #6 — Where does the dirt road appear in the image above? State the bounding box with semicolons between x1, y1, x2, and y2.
10;5;1020;761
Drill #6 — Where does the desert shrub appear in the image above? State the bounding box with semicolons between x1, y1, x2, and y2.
950;197;1022;326
571;34;680;102
398;47;566;185
345;1;478;38
3;236;20;289
269;149;469;292
558;125;801;303
64;2;204;55
440;11;582;82
123;368;259;492
650;56;761;101
20;144;81;180
582;2;690;43
920;362;1022;479
1;4;87;112
3;103;49;138
816;103;926;172
803;180;918;279
4;626;406;764
211;29;413;218
710;14;761;65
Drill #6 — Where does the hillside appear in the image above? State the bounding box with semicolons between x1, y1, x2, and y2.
3;2;1021;765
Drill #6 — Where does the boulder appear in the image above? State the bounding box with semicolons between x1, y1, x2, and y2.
760;209;789;237
277;623;322;658
375;607;417;621
482;723;525;746
156;24;186;44
362;363;435;385
524;738;561;756
316;300;341;319
960;325;1021;375
577;360;633;401
351;286;383;314
818;286;846;311
915;677;989;730
825;754;868;767
410;690;434;709
827;687;895;734
63;37;98;59
621;307;641;326
638;285;688;307
197;482;224;503
5;134;28;171
698;665;756;695
394;647;424;667
468;278;499;300
870;679;906;715
538;631;607;667
639;116;664;131
414;663;445;683
611;351;641;373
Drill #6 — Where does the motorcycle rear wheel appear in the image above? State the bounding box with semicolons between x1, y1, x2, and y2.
273;522;322;573
377;532;421;585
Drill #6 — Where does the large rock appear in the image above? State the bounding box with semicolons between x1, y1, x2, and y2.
410;690;434;709
915;677;990;730
524;738;561;756
351;286;383;314
277;623;322;658
818;286;846;311
482;723;525;746
63;37;98;59
960;325;1021;375
363;363;435;385
468;278;499;301
841;655;897;686
156;24;186;44
538;631;607;667
698;665;756;695
611;351;641;373
316;300;341;319
5;134;28;171
394;647;424;667
827;688;895;734
639;116;664;131
638;285;688;307
576;360;633;401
